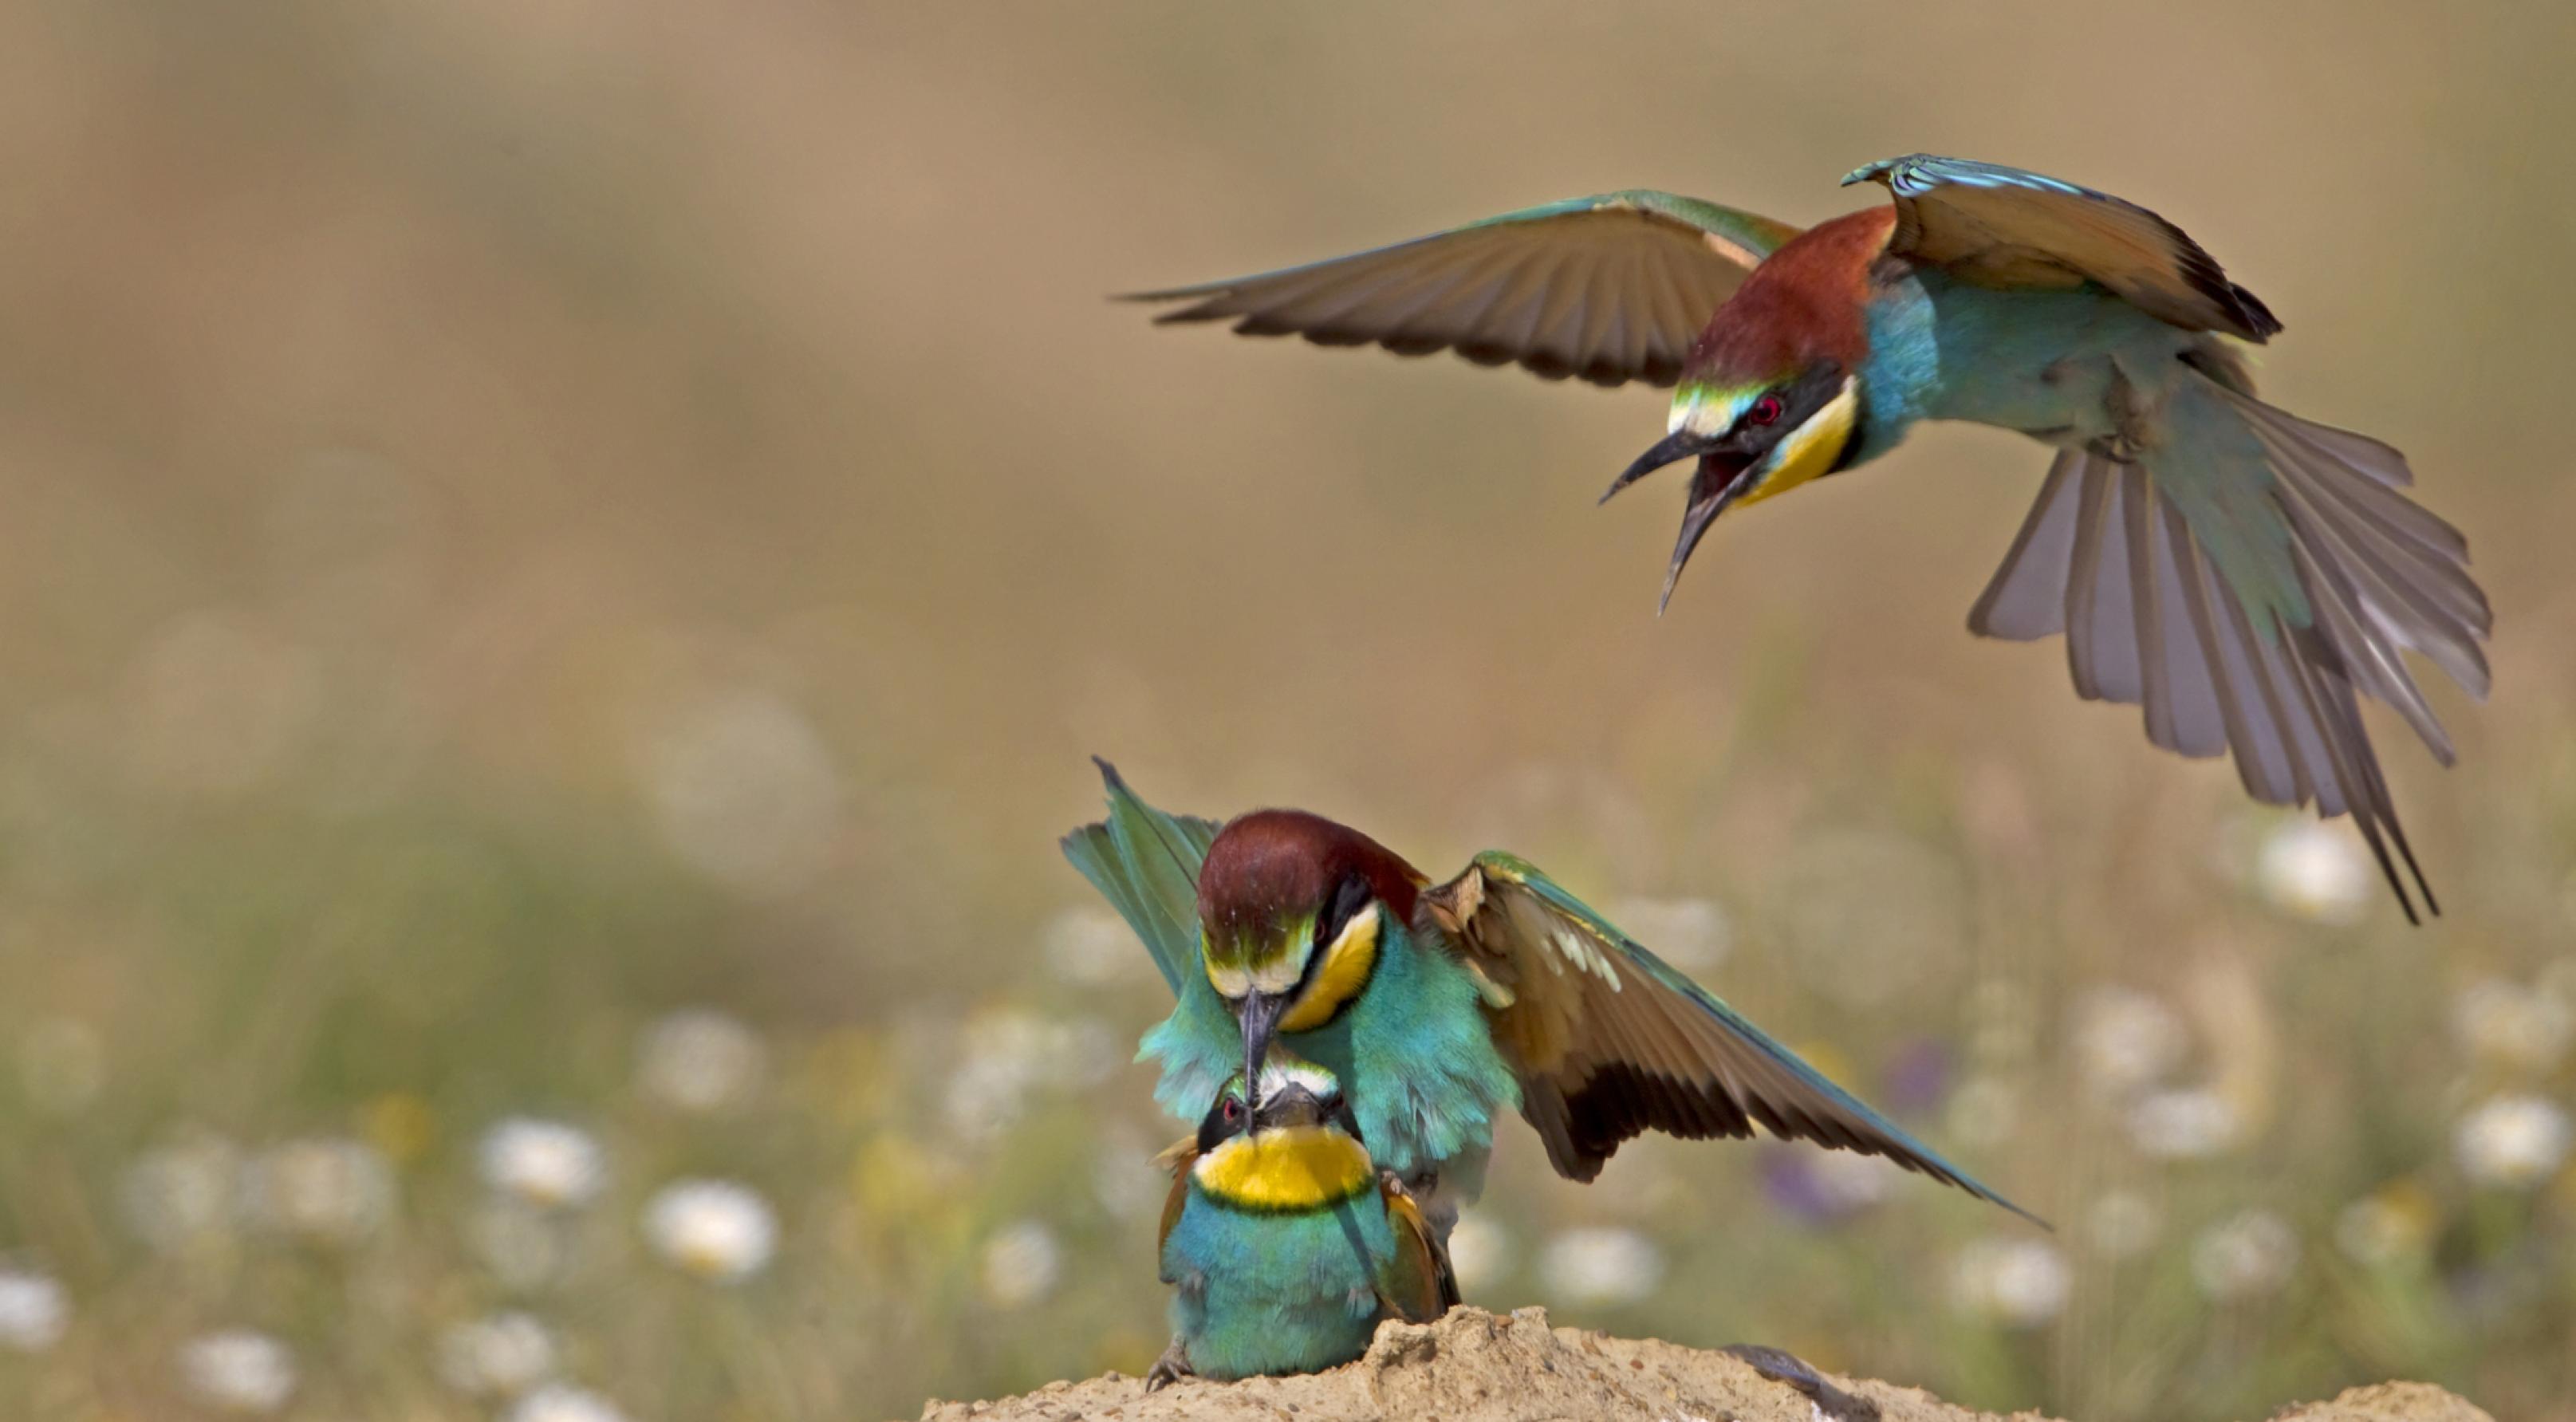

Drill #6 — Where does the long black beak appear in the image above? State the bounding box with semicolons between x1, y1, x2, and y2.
1239;991;1286;1115
1599;430;1714;506
1660;457;1751;614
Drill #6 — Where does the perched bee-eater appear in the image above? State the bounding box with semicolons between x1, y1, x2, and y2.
1131;154;2490;920
1064;759;2036;1247
1149;1057;1451;1388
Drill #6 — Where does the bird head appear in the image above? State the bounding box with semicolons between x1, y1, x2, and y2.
1597;211;1881;611
1190;1058;1374;1211
1601;361;1863;610
1195;809;1423;1115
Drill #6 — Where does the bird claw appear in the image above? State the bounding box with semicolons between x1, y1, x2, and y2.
1144;1337;1195;1392
1720;1344;1880;1422
1379;1169;1414;1200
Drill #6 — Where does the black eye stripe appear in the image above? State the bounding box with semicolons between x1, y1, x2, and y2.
1739;364;1849;445
1316;874;1373;947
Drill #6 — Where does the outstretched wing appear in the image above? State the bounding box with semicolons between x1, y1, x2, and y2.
1126;192;1802;388
1060;758;1221;995
1375;1182;1457;1322
1846;154;2281;343
1423;852;2038;1223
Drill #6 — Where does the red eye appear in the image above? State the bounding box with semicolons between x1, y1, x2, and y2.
1747;395;1785;427
1222;1097;1242;1123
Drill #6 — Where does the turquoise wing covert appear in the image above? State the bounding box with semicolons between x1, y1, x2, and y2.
1059;758;1219;996
1126;191;1802;388
1423;851;2040;1223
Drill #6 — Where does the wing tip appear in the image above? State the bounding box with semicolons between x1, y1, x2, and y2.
1840;156;1902;188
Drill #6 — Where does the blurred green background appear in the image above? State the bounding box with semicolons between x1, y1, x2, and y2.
3;2;2574;1420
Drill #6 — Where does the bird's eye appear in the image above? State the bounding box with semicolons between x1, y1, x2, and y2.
1221;1097;1243;1124
1747;395;1785;427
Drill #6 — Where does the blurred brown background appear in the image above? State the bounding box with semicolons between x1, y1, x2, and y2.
2;3;2573;1420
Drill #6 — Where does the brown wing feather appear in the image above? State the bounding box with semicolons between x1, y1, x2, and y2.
1128;197;1796;388
1849;155;2281;342
1421;857;2035;1223
1154;1137;1195;1281
1376;1183;1456;1322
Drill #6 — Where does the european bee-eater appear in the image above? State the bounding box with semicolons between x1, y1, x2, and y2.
1148;1058;1451;1388
1063;759;2037;1246
1131;154;2490;921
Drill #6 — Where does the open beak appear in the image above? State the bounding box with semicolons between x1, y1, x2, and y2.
1238;991;1287;1116
1660;454;1754;613
1601;432;1755;614
1598;430;1713;507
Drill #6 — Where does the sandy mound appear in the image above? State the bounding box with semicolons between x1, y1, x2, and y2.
916;1306;2490;1422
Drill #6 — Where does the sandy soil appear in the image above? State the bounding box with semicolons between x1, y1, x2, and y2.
915;1306;2492;1422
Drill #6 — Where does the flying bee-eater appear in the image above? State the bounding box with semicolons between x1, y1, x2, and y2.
1148;1057;1451;1388
1063;758;2038;1250
1129;155;2491;921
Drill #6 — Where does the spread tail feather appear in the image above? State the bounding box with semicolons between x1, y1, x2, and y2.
1969;383;2489;923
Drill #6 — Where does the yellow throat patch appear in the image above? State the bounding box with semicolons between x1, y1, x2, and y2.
1276;904;1381;1034
1735;376;1859;510
1191;1127;1375;1211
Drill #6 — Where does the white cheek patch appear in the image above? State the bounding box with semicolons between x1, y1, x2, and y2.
1669;388;1751;439
1257;1059;1340;1104
1248;949;1309;997
1204;958;1254;1001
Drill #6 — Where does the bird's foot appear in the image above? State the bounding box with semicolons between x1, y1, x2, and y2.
1720;1344;1880;1422
1144;1337;1195;1392
1379;1169;1414;1200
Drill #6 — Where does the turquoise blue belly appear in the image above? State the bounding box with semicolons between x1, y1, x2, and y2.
1163;1191;1396;1380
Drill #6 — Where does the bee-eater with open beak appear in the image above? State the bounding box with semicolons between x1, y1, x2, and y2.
1130;155;2490;921
1065;759;2038;1251
1148;1057;1451;1389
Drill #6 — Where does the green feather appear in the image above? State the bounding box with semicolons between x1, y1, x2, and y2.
1059;758;1219;997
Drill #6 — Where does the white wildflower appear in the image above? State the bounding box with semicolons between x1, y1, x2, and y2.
2451;979;2572;1075
643;1180;777;1282
942;1009;1117;1145
121;1130;242;1251
435;1311;557;1398
2085;1191;2160;1260
0;1269;68;1351
1538;1227;1664;1307
2454;1093;2571;1189
506;1384;632;1422
1804;1150;1901;1213
2127;1087;2240;1159
1950;1237;2072;1327
479;1119;605;1208
2255;821;2371;924
636;1009;766;1113
2073;986;2188;1097
2192;1210;2299;1300
179;1330;297;1413
979;1219;1062;1310
242;1136;394;1243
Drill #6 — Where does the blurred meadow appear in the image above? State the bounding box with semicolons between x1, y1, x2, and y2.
2;2;2574;1420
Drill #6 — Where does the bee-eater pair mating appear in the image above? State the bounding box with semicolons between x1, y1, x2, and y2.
1132;154;2490;922
1069;758;2034;1386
